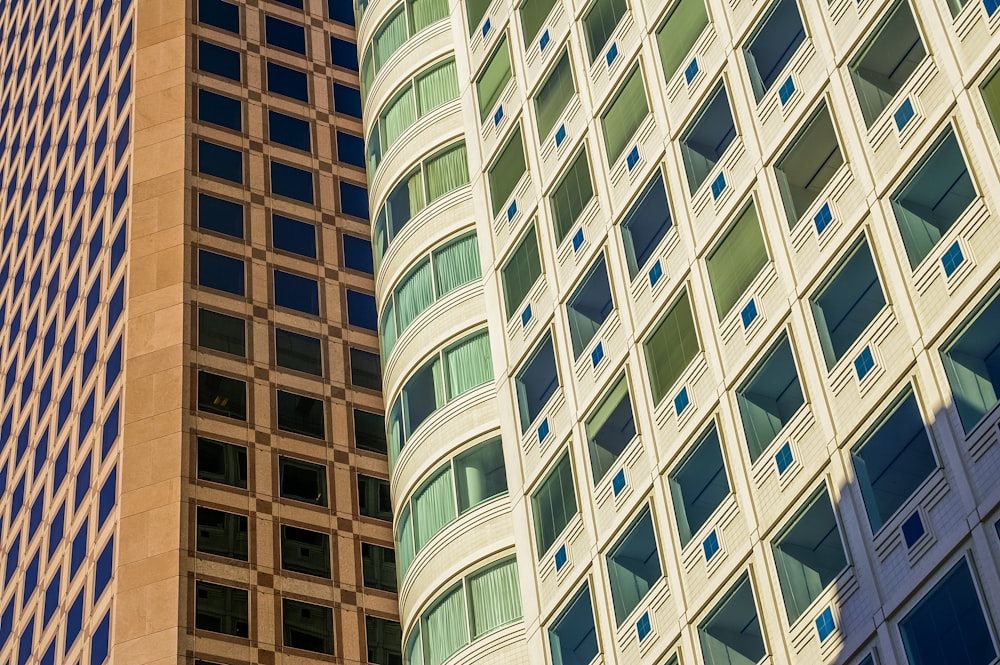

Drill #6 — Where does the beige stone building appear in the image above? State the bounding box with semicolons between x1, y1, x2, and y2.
0;0;399;663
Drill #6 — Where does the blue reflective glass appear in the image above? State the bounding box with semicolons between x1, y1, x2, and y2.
270;161;314;203
198;250;245;296
265;15;306;53
198;193;244;238
198;41;241;81
198;140;243;183
272;214;317;258
198;89;242;130
331;36;359;70
268;110;310;151
199;0;239;32
274;270;320;315
337;131;365;168
267;61;308;101
343;234;373;273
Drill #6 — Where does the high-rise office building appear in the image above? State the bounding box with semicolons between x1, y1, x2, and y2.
357;0;1000;662
0;0;400;663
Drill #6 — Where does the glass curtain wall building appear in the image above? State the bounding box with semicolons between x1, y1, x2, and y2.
357;0;1000;663
0;0;400;663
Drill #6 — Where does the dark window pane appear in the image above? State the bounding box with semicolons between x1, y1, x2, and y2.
198;140;243;183
271;161;314;203
331;36;359;70
347;290;378;330
276;329;322;375
272;214;317;258
361;542;397;592
198;250;245;296
337;131;365;168
274;270;320;314
358;474;392;521
354;409;386;453
199;0;240;33
198;89;242;131
195;582;248;637
198;309;246;356
196;506;248;560
197;193;243;238
279;456;328;506
343;234;374;274
333;83;362;118
197;371;247;420
277;390;325;438
198;41;241;81
366;616;402;665
274;0;304;6
282;599;334;655
329;0;356;25
266;62;309;101
350;348;382;391
340;181;369;220
281;525;331;577
265;15;306;54
268;111;311;151
197;438;247;488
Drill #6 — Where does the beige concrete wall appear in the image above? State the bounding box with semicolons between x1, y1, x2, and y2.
113;0;189;662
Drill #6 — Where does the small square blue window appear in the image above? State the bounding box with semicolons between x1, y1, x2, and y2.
626;146;640;171
521;303;533;327
778;76;796;105
710;172;726;199
606;42;618;67
775;442;794;475
274;270;320;315
648;260;663;287
684;58;699;84
703;529;719;561
554;544;567;571
538;417;550;442
674;387;689;416
591;342;604;367
337;131;365;167
894;98;915;132
636;611;652;641
333;83;362;119
572;228;585;251
555;124;567;147
941;241;964;277
340;181;369;220
494;105;504;127
343;234;374;273
612;469;626;496
347;290;378;331
814;202;833;234
507;200;518;221
272;214;317;258
986;0;1000;16
540;30;550;52
815;606;836;641
482;17;491;37
741;299;758;329
854;346;875;380
902;512;925;548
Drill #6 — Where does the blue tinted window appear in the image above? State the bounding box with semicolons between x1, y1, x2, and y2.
198;140;243;183
95;538;114;600
99;466;117;526
198;193;244;238
199;250;245;296
340;181;369;219
347;290;378;330
268;110;310;151
90;611;111;665
331;36;359;70
329;0;355;24
71;521;88;576
333;83;362;118
103;400;120;459
270;161;314;203
267;61;308;101
274;270;320;315
75;454;92;508
273;214;317;258
343;234;374;273
198;89;242;130
198;41;241;81
48;503;64;557
65;589;84;654
274;0;304;6
44;571;60;622
199;0;239;32
265;16;306;54
337;131;365;168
